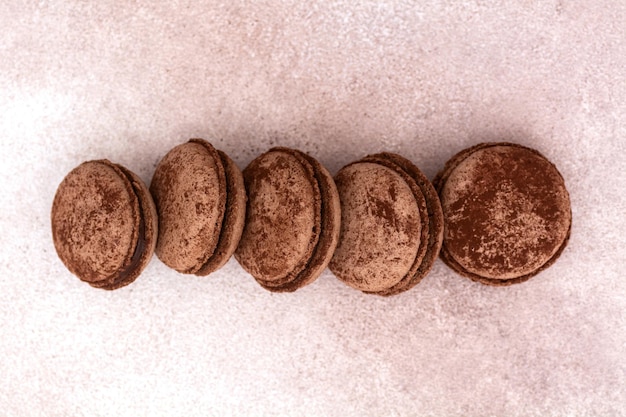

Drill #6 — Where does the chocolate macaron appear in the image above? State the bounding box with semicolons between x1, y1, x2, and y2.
51;160;158;290
150;139;246;275
433;142;572;286
329;153;444;296
235;147;341;292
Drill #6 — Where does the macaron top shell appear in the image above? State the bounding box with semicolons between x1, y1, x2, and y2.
360;152;441;296
150;140;227;274
52;160;140;282
235;148;321;284
329;161;422;292
435;142;571;283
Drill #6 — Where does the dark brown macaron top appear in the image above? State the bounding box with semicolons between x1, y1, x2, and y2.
235;147;341;292
329;152;444;296
149;139;246;276
51;160;158;290
433;142;572;286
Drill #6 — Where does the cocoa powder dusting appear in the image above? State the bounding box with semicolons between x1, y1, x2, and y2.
441;145;571;280
329;162;421;292
51;161;139;283
150;141;226;274
235;150;320;283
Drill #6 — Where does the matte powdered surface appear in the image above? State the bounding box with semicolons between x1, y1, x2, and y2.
331;162;422;292
438;143;571;283
236;149;320;285
362;153;444;296
51;161;140;284
150;141;226;274
51;160;157;290
272;150;341;292
2;1;626;416
98;164;158;290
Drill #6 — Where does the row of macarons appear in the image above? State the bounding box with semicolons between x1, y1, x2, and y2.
51;140;572;294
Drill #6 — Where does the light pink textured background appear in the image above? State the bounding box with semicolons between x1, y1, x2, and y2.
1;1;625;416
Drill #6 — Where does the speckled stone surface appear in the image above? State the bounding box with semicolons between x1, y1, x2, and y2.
2;1;626;415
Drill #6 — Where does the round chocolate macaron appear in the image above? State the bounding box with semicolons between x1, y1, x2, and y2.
433;142;572;286
329;153;444;296
235;147;341;292
51;160;158;290
150;139;246;276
